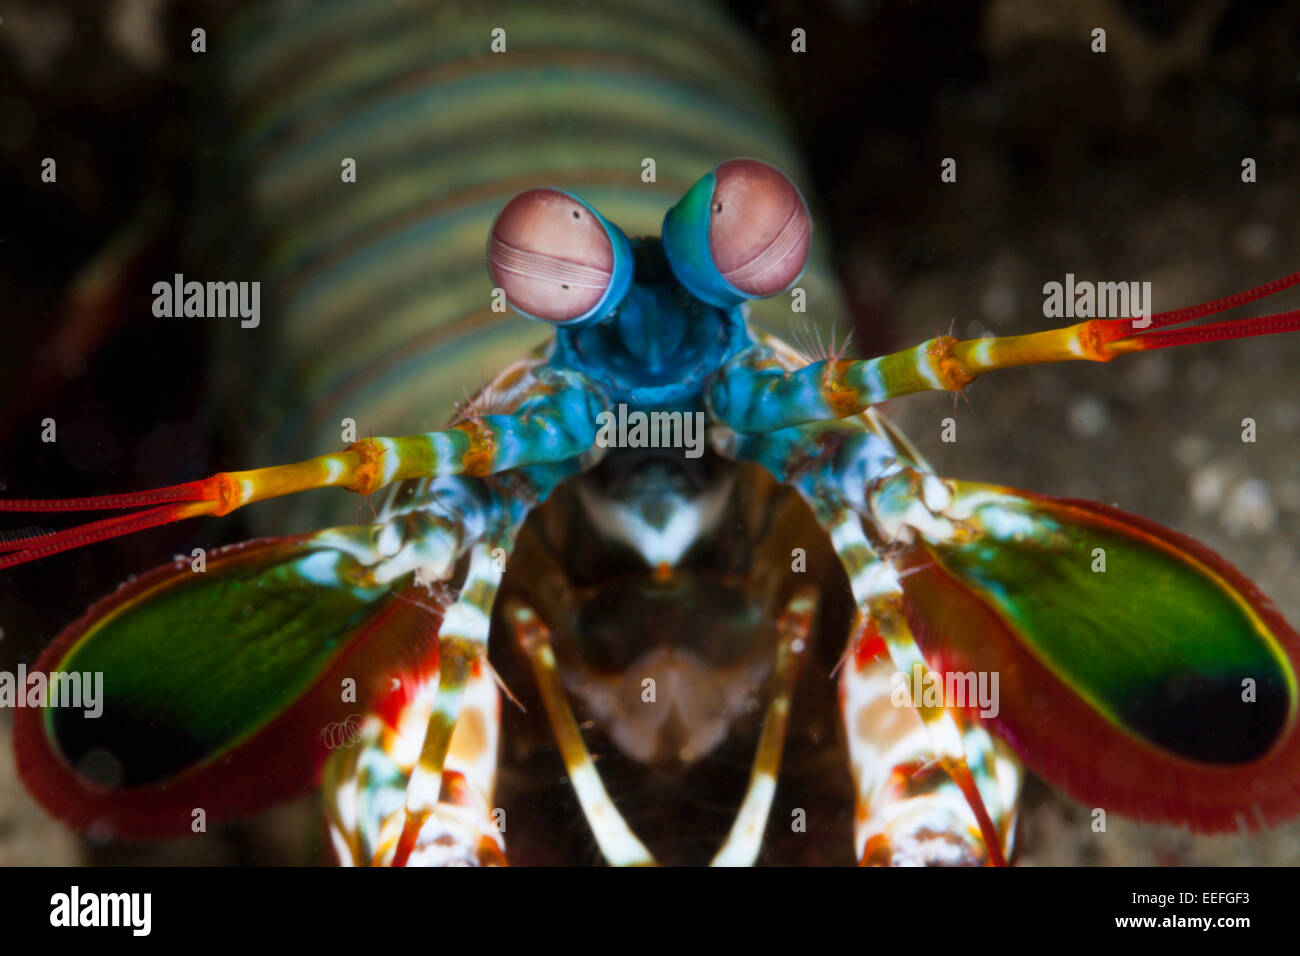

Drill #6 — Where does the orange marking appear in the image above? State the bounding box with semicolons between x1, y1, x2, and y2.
205;474;242;516
1079;319;1146;360
822;359;861;417
346;439;387;495
924;336;976;391
455;421;495;476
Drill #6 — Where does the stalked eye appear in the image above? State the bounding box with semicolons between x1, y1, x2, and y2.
662;159;812;308
488;188;632;326
708;160;811;296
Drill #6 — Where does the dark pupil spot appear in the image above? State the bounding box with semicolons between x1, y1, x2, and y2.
714;202;723;212
572;210;580;219
561;284;570;290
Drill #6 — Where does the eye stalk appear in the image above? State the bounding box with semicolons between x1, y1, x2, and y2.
662;159;811;308
488;188;633;326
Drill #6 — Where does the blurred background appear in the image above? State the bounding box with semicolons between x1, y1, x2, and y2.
0;0;1298;864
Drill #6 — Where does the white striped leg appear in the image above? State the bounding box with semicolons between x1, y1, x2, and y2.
390;542;504;866
826;509;1021;866
508;600;656;867
710;587;816;866
323;658;505;866
838;641;1023;866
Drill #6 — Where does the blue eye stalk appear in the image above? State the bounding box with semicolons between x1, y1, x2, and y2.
662;158;813;308
490;159;811;330
487;161;813;408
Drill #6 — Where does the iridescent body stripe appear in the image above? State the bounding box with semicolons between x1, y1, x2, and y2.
219;0;848;525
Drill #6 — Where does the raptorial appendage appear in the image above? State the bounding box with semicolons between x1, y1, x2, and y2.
324;658;506;867
723;415;1021;864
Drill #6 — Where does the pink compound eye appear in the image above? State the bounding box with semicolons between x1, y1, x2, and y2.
708;159;811;297
488;189;615;323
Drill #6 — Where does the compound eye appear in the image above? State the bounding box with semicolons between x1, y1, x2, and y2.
489;189;627;324
661;159;811;307
708;159;811;297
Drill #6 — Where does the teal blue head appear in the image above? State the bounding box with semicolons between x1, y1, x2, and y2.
486;159;812;403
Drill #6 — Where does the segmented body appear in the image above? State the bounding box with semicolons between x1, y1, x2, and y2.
209;0;1010;863
24;0;1294;868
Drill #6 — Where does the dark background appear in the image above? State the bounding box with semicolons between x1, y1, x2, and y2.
1;0;1298;864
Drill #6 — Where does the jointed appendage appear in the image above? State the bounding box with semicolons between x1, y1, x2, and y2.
0;366;605;569
708;271;1300;433
309;474;514;865
706;271;1300;860
838;641;1023;866
722;416;1021;864
324;656;506;867
506;584;817;867
380;455;594;866
0;353;604;864
710;586;815;866
389;541;504;866
325;459;582;866
508;600;656;866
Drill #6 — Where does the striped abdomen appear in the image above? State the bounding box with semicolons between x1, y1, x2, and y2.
217;0;847;532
